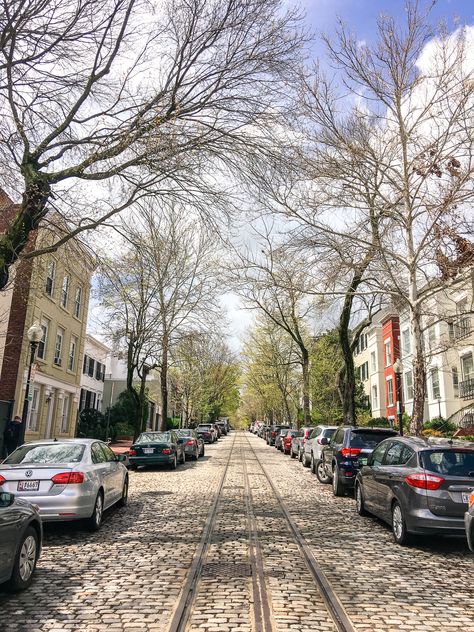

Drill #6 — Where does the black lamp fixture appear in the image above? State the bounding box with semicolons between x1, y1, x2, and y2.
19;321;43;445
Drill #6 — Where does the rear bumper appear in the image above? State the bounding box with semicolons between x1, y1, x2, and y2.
129;455;174;466
405;506;467;535
21;491;95;522
465;512;474;551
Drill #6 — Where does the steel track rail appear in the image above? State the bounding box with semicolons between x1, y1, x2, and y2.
167;432;237;632
244;433;357;632
240;436;275;632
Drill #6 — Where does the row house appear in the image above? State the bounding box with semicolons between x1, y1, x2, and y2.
354;270;474;425
78;335;110;414
0;189;94;450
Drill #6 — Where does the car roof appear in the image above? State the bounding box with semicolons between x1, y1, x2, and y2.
21;438;95;446
350;427;398;434
384;436;474;451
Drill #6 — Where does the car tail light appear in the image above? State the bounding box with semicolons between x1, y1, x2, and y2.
162;448;171;454
51;472;85;485
0;475;6;485
469;491;474;508
272;431;276;437
405;473;445;490
128;449;136;456
186;440;194;446
341;448;362;457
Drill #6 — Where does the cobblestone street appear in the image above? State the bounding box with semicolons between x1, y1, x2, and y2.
1;432;473;632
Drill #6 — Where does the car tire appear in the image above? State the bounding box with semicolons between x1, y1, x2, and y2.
332;467;345;496
290;450;296;459
6;526;39;592
87;491;104;531
193;450;198;461
310;455;316;474
181;452;186;464
200;446;205;458
302;453;309;467
298;450;303;462
170;454;178;470
118;477;129;508
355;483;368;516
392;501;411;545
316;460;331;484
129;463;137;471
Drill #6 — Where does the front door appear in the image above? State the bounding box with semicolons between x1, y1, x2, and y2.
43;390;56;439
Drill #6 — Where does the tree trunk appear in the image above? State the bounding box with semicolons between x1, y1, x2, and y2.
137;368;149;436
337;273;360;425
160;342;168;431
126;342;142;442
410;304;426;435
301;347;311;428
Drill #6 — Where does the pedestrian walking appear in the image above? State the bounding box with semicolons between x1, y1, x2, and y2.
3;415;22;455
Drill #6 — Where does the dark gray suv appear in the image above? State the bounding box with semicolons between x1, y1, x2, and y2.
0;492;42;591
355;436;474;545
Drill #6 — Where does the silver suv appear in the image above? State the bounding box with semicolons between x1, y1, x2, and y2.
302;425;338;472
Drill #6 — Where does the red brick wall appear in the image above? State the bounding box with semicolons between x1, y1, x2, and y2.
382;316;401;419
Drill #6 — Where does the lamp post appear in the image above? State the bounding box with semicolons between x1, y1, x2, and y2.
393;358;404;436
19;321;44;446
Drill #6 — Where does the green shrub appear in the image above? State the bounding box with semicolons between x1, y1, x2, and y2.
423;417;457;435
368;416;392;428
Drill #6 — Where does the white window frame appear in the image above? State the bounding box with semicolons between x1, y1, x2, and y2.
431;367;441;400
37;318;50;360
385;340;392;367
401;328;411;356
60;395;70;433
61;274;70;308
27;387;40;430
370;351;376;374
74;286;82;318
404;369;414;401
371;385;378;409
45;260;56;296
68;336;77;372
54;327;64;366
387;377;394;407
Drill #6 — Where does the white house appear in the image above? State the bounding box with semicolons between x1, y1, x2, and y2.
79;335;110;413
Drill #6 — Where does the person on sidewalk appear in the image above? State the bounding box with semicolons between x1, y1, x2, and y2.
3;415;22;455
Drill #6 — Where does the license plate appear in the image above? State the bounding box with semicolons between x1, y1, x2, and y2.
143;448;154;454
462;492;471;503
17;480;39;491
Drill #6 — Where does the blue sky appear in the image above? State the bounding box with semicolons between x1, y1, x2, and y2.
303;0;474;53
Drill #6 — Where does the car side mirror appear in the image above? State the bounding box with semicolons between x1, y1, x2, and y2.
320;437;329;445
0;492;15;508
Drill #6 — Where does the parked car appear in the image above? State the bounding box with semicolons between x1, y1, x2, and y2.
174;429;204;459
216;421;228;436
466;490;474;552
0;492;42;591
196;425;215;443
282;430;299;455
275;428;290;451
268;425;290;446
356;437;474;545
302;425;338;471
317;426;398;496
0;440;128;530
259;424;269;439
129;431;185;471
290;427;313;461
212;423;222;438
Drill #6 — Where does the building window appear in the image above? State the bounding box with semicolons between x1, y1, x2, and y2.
60;395;70;433
405;370;414;401
359;361;369;381
27;388;40;431
431;367;441;400
95;361;103;381
461;353;473;380
370;351;376;374
68;336;77;371
387;378;394;406
401;329;411;356
74;286;82;318
45;260;56;296
61;274;70;308
37;318;50;360
385;340;392;367
428;323;436;350
54;327;64;366
371;385;378;409
355;333;368;356
88;357;95;377
452;367;459;398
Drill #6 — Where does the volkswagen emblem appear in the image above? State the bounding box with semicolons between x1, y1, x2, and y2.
25;470;33;478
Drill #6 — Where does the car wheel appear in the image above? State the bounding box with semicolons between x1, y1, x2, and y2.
118;477;129;508
290;450;296;459
87;491;104;531
302;453;309;467
129;463;137;471
316;460;331;484
392;501;410;545
181;451;186;464
170;454;178;470
332;467;345;496
355;483;368;516
298;450;303;462
7;526;39;592
200;446;205;457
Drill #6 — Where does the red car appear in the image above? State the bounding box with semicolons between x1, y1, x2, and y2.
282;429;299;455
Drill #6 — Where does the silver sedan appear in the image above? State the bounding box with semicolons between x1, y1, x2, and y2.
0;439;128;530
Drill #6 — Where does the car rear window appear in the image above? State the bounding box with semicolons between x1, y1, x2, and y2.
197;426;211;430
137;432;170;443
323;428;336;439
5;443;85;464
421;450;474;476
350;431;396;449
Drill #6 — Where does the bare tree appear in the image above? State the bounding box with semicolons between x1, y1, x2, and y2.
0;0;303;289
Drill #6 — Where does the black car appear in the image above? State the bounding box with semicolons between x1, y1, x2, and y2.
128;431;186;470
356;437;474;544
216;422;228;436
196;425;215;444
174;429;204;459
317;426;398;496
0;492;42;591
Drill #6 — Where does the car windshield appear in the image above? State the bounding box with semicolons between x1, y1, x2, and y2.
136;432;170;443
4;443;85;464
350;431;395;449
421;449;474;476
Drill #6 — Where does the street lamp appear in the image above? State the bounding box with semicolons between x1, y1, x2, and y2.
19;321;44;445
393;358;404;436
